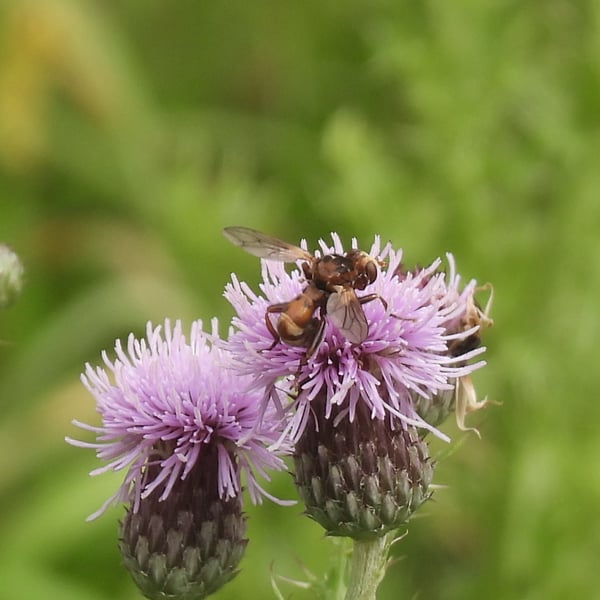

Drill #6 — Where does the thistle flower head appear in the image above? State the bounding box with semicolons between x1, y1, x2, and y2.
67;318;290;520
225;234;486;442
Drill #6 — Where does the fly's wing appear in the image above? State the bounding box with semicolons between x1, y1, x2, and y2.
326;287;369;344
223;226;313;262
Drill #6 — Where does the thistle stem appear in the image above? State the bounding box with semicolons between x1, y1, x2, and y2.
344;534;393;600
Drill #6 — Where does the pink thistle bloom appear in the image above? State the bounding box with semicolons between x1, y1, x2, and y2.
67;319;291;520
224;234;486;443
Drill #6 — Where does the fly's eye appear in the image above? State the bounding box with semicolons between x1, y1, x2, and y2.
365;260;378;284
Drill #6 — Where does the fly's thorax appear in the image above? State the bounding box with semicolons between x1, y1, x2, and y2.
312;253;356;289
311;250;379;293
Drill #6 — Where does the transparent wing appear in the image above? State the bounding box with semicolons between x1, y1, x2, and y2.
326;287;369;344
223;226;313;262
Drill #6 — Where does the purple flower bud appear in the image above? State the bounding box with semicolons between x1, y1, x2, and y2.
294;391;433;539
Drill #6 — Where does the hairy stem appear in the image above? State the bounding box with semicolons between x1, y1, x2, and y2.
344;534;393;600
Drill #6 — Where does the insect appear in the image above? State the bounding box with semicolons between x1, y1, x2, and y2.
223;226;382;357
448;284;495;434
448;283;494;358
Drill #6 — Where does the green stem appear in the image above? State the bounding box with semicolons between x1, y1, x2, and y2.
344;534;392;600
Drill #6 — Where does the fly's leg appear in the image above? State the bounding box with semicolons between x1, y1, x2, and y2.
358;293;388;311
264;302;289;350
358;292;409;321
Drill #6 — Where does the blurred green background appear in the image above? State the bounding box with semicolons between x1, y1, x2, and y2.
1;0;599;598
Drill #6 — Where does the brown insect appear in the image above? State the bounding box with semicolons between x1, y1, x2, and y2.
223;226;382;357
448;283;494;358
447;284;495;435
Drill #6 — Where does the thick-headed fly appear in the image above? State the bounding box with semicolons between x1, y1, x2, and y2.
223;226;382;358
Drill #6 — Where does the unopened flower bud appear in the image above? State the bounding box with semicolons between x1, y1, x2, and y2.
120;450;247;600
293;393;433;540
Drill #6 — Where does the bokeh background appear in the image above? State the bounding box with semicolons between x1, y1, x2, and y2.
1;1;599;598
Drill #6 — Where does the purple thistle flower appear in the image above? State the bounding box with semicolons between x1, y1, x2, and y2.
224;234;486;442
67;318;291;520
